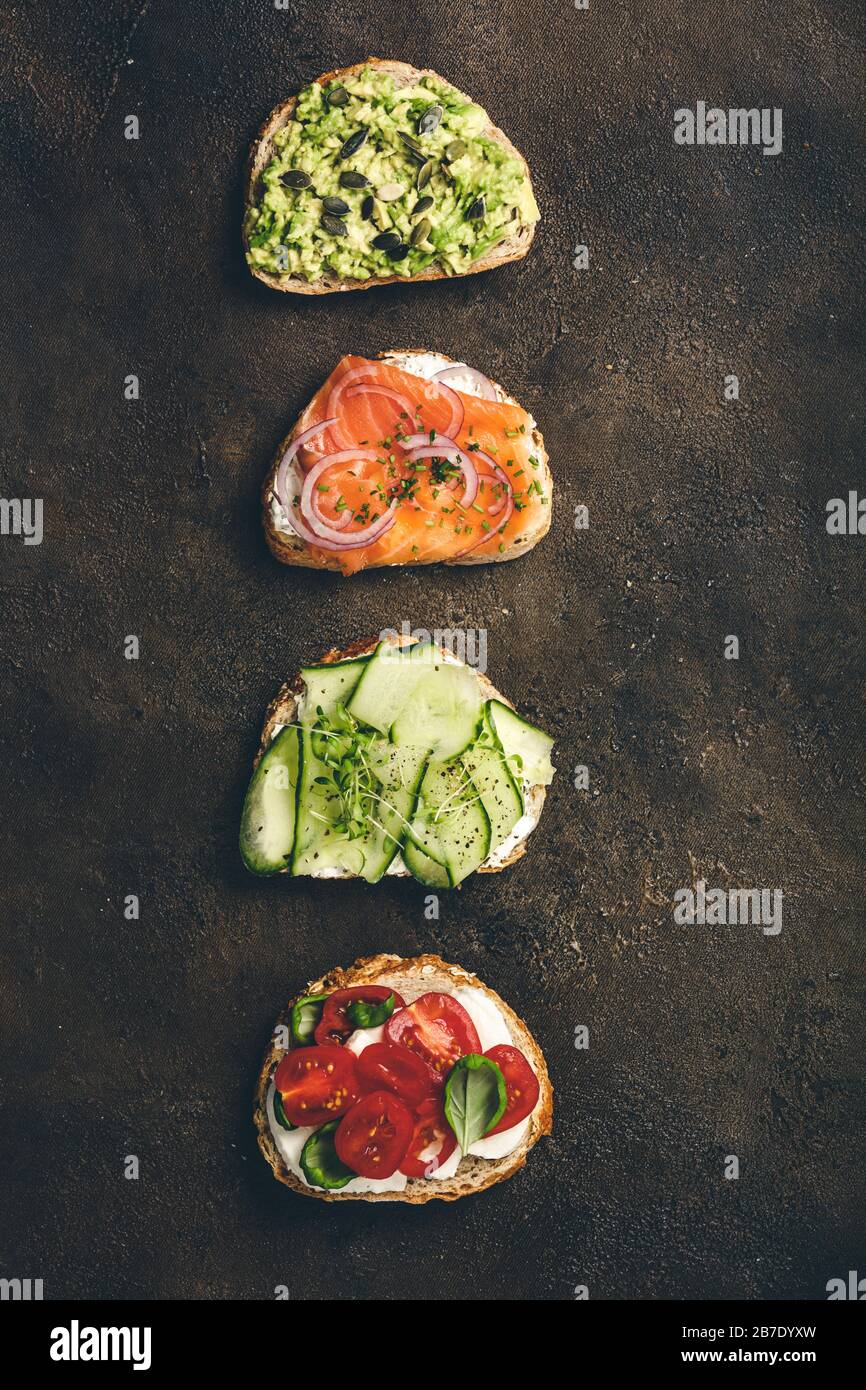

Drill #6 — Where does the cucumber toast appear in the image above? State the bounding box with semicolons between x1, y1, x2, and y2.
240;633;555;887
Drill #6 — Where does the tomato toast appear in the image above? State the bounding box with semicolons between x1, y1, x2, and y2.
255;954;553;1202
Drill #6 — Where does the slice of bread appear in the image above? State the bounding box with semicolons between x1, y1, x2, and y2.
255;632;548;876
254;953;553;1203
262;349;552;572
244;59;538;295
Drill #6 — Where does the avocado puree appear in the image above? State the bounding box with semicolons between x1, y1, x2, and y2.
245;68;539;283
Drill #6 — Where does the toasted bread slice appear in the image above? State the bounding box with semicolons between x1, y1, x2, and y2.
262;349;552;572
255;632;548;876
244;59;538;295
254;953;553;1203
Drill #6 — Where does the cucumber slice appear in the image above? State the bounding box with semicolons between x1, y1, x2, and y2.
346;640;439;733
462;732;524;851
487;699;555;787
410;759;491;887
292;731;426;883
366;740;428;791
290;725;346;876
365;746;428;880
299;656;369;724
390;662;483;759
402;835;451;888
403;804;448;867
239;727;301;875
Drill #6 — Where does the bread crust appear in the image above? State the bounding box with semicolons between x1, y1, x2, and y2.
254;953;553;1203
262;349;552;572
244;59;537;295
254;631;548;875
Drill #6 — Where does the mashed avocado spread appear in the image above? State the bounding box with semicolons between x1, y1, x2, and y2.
245;68;539;283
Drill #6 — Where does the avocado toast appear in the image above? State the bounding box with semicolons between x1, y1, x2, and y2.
244;60;539;293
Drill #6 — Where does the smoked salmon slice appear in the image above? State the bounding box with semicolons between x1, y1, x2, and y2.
268;355;551;576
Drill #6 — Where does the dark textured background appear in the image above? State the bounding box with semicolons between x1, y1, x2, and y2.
1;0;863;1301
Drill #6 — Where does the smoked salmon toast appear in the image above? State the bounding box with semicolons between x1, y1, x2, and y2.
263;350;552;575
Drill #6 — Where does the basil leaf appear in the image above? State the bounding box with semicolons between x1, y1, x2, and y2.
346;991;396;1030
273;1089;296;1131
444;1054;507;1152
300;1121;355;1190
290;993;328;1046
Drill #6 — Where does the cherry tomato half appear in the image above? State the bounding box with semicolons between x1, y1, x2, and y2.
314;986;406;1046
274;1046;359;1128
356;1041;436;1108
334;1090;413;1179
399;1098;458;1177
483;1045;540;1135
384;992;481;1084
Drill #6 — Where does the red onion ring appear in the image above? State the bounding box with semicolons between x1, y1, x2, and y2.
458;463;515;555
312;492;353;530
284;493;396;552
326;367;393;449
280;500;369;552
300;450;398;547
405;443;479;508
436;380;464;438
461;443;499;474
274;424;397;552
433;364;498;401
345;383;415;421
418;376;464;438
485;475;509;517
276;418;338;514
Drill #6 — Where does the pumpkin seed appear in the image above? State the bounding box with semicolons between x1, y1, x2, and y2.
467;195;486;221
361;194;375;220
413;195;434;217
376;182;405;203
372;231;402;251
326;85;349;107
411;217;432;246
339;170;371;189
417;160;435;190
397;130;426;164
339;128;368;159
322;195;349;216
418;104;443;135
389;243;410;262
280;169;312;189
321;214;349;236
445;139;467;162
